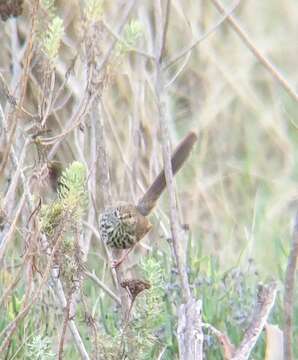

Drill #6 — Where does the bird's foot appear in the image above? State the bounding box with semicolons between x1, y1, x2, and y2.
111;247;134;268
111;258;124;269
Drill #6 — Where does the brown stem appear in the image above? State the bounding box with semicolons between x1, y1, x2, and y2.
58;291;73;360
154;0;193;304
84;270;121;305
202;323;235;360
231;282;278;360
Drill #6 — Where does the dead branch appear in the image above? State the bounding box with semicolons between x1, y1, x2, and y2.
53;276;90;360
58;291;73;360
153;2;203;359
84;270;121;305
202;323;235;360
178;298;204;360
231;282;278;360
202;282;278;360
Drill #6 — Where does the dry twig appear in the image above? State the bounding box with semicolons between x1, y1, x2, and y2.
154;1;203;359
210;0;298;102
231;282;278;360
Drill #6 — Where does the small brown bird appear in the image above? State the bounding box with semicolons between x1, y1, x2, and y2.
99;131;197;266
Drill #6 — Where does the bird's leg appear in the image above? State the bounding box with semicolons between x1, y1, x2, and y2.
112;245;136;268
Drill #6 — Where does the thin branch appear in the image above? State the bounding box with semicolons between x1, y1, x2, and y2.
202;323;235;360
3;140;30;213
0;0;40;176
0;226;65;352
53;277;91;360
154;0;191;302
46;0;137;159
210;0;298;102
102;19;154;60
84;270;121;305
0;114;90;358
58;291;73;360
0;194;26;264
164;0;241;70
159;0;171;64
231;282;278;360
164;51;191;89
154;2;202;359
19;0;40;107
97;0;137;72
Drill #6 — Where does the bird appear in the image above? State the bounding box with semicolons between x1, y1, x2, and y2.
99;131;197;266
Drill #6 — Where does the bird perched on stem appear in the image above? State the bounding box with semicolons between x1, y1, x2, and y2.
99;131;197;267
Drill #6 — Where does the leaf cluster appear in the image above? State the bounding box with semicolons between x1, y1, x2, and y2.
41;161;87;236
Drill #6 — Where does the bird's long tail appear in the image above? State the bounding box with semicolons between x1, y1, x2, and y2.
137;131;198;216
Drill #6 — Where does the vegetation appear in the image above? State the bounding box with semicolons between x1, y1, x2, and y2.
0;0;297;359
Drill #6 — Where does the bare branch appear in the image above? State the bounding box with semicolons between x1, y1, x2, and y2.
202;282;278;360
231;282;278;360
164;0;241;70
84;270;121;305
202;323;235;360
210;0;298;102
153;2;202;359
154;0;191;303
178;299;204;359
53;279;90;360
58;291;73;360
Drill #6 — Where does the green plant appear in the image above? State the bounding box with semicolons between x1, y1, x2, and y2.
42;16;64;64
84;0;103;22
40;161;87;284
41;161;87;234
116;19;143;54
25;335;55;360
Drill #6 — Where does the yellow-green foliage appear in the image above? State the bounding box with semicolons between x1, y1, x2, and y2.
117;19;143;54
95;257;168;359
40;201;64;237
42;16;64;63
25;335;55;359
7;294;24;321
123;20;143;46
60;237;81;282
84;0;103;22
130;257;169;359
57;161;88;220
41;161;87;237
